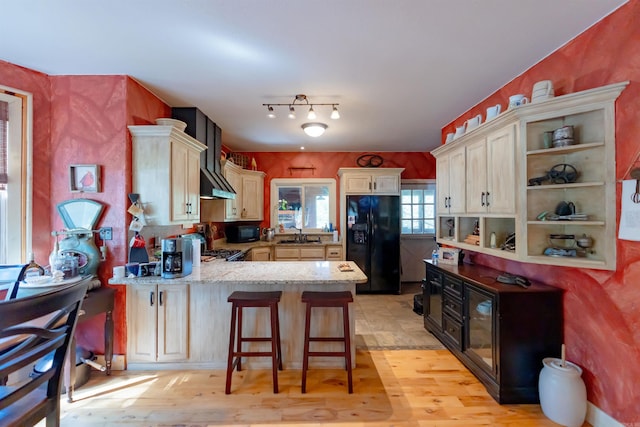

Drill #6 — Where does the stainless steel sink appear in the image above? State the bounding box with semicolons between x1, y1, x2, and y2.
277;239;322;244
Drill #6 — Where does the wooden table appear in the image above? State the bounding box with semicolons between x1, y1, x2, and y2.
16;280;115;402
66;286;115;402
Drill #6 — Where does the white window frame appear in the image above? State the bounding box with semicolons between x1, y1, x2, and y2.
0;86;33;264
400;179;436;239
270;178;337;232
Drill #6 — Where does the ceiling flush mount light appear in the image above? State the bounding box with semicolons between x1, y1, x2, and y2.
302;122;327;137
262;94;339;136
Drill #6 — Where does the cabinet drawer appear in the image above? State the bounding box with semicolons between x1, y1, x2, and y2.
443;292;463;320
426;266;443;287
442;314;463;350
443;275;463;297
300;247;325;259
274;247;299;259
325;245;343;260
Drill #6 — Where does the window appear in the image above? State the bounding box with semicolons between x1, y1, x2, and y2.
0;87;31;264
270;178;336;231
401;180;436;235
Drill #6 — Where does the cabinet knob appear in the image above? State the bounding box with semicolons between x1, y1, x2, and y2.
481;192;486;206
486;192;490;206
150;291;154;306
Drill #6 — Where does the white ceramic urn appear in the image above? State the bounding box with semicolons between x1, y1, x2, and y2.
539;357;587;427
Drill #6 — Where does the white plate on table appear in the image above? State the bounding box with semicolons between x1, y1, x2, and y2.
20;275;88;288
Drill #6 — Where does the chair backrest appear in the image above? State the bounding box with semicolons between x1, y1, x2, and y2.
0;264;29;301
0;280;88;427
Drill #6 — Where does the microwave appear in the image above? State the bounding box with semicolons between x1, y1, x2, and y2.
225;225;260;243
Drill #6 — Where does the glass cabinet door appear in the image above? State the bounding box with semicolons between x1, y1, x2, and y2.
424;267;443;330
465;285;496;376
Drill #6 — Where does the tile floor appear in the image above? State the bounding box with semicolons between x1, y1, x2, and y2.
354;282;445;351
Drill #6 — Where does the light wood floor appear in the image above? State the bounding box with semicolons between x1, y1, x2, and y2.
51;284;585;426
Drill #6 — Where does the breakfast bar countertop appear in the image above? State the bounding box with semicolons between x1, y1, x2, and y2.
112;261;366;371
108;260;366;286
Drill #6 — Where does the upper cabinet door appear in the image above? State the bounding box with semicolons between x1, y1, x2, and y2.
130;125;206;226
486;124;516;214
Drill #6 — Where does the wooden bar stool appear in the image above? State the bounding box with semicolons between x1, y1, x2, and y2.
301;290;354;393
225;290;283;394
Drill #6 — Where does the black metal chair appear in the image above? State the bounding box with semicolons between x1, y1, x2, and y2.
0;280;89;427
0;264;28;301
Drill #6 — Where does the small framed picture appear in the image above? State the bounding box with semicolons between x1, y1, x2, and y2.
438;247;461;265
69;164;101;193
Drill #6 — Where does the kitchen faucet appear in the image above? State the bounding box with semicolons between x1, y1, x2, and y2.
289;226;305;242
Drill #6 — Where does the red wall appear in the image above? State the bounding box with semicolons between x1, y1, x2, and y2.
442;2;640;422
0;67;170;355
238;151;436;228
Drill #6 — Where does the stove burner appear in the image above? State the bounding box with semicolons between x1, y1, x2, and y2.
202;249;245;261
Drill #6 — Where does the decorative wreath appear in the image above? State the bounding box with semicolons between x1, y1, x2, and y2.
356;154;383;168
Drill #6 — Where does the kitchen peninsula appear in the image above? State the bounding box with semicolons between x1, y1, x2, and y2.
110;261;366;370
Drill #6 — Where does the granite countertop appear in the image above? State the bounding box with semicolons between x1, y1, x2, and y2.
109;260;366;286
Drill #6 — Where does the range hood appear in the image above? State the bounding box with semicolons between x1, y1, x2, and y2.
172;108;236;200
200;169;236;200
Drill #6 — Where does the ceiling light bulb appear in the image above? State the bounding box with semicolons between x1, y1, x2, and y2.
288;105;296;119
302;122;327;137
307;106;317;120
331;105;340;120
267;106;275;118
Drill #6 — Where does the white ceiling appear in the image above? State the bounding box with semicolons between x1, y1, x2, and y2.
1;0;627;152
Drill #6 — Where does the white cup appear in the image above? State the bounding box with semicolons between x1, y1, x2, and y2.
508;94;529;108
486;104;501;120
113;266;125;279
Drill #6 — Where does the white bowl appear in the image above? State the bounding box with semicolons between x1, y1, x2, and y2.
155;118;187;132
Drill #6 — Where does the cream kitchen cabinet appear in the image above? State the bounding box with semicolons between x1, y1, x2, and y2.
129;125;206;225
127;284;189;364
241;169;265;220
273;245;326;261
521;82;627;270
248;247;271;261
338;168;404;195
465;124;516;214
432;81;627;270
201;160;265;222
325;244;343;260
435;145;466;214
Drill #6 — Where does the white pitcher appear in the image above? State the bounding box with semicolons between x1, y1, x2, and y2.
445;132;455;143
486;104;501;120
465;114;482;131
509;94;529;108
453;123;466;139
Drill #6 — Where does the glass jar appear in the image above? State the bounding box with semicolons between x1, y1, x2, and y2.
60;254;79;279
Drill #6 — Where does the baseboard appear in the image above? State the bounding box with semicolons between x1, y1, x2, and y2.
94;354;126;371
587;402;623;427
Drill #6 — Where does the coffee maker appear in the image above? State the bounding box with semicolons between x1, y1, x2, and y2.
161;238;192;279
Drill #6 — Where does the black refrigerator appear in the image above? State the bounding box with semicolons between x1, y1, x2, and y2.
346;195;401;294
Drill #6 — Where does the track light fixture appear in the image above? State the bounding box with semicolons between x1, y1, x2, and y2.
267;105;275;118
262;94;339;136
